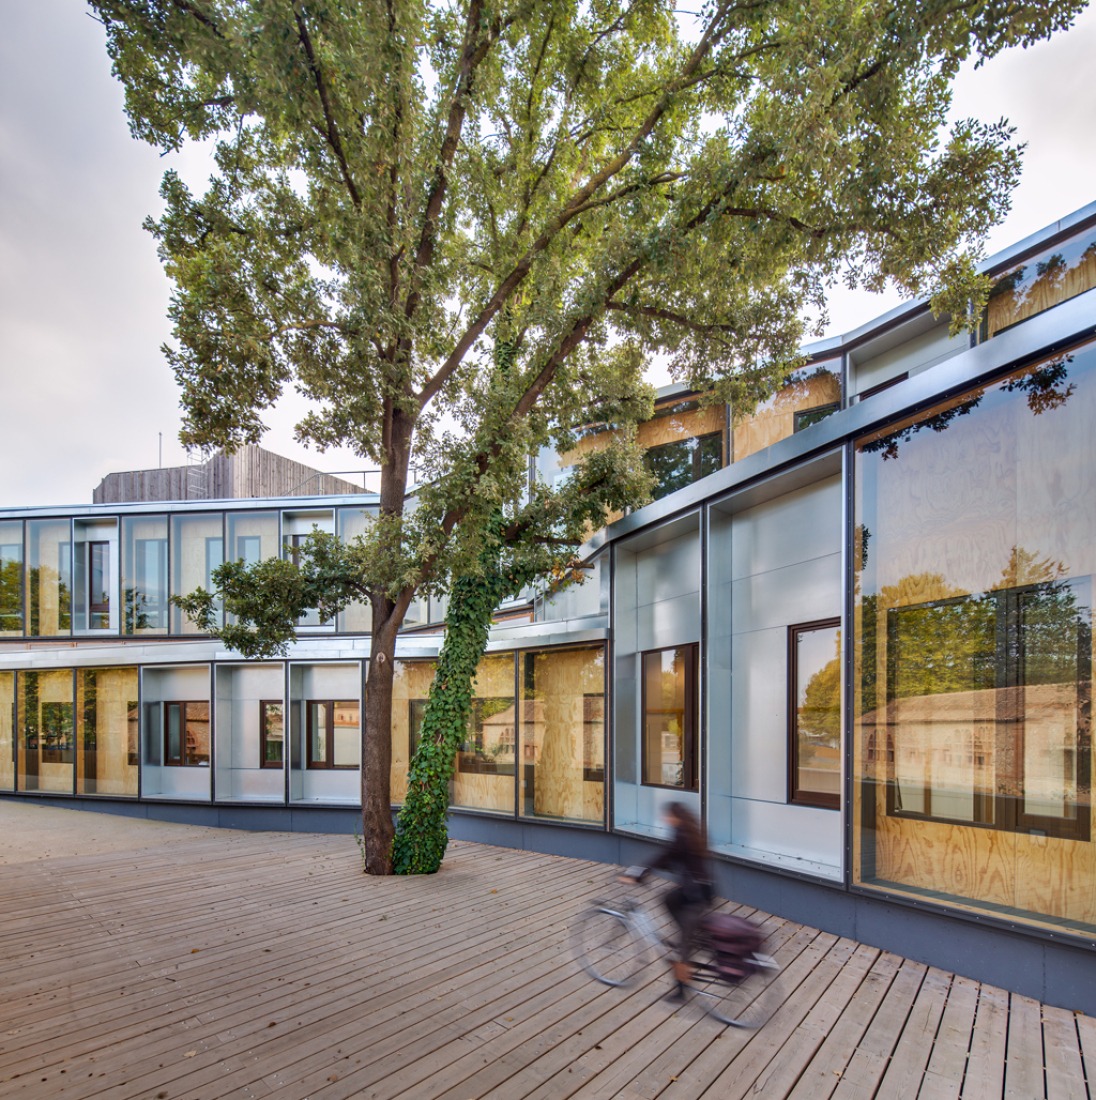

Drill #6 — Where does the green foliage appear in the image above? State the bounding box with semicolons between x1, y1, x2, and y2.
92;0;1086;870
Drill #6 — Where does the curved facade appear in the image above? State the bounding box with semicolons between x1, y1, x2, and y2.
3;202;1096;1011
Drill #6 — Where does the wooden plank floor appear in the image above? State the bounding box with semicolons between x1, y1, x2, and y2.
0;804;1092;1099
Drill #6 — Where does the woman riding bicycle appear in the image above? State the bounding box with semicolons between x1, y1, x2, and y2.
621;801;713;1000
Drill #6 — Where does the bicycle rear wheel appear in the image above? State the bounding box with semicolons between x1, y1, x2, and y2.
692;950;784;1027
572;907;647;987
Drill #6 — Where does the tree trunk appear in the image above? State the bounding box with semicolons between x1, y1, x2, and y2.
361;607;400;874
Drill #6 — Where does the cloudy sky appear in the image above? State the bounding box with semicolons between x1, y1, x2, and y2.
2;2;1095;508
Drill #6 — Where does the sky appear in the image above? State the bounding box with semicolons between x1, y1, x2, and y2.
1;1;1095;508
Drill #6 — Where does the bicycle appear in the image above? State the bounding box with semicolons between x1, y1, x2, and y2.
570;873;785;1028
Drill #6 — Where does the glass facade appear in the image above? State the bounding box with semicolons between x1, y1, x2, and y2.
0;521;22;636
18;669;74;793
122;515;169;634
733;360;841;463
27;519;71;637
452;654;516;813
983;224;1096;340
337;507;374;633
520;647;605;823
76;668;139;796
0;671;14;791
642;646;697;790
854;338;1096;937
171;514;225;634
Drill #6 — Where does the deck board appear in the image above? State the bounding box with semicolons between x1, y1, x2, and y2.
0;803;1089;1100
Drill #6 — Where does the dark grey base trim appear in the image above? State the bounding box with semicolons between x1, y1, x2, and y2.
4;794;1093;1016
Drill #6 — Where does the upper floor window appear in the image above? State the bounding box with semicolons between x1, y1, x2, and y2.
982;225;1096;341
645;432;723;500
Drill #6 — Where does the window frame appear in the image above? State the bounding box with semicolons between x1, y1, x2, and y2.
640;644;699;791
787;618;842;810
260;700;285;769
163;700;211;768
305;699;359;770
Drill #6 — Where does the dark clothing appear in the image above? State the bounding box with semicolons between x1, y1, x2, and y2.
643;823;712;962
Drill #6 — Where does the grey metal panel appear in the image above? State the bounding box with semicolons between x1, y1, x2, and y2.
726;797;842;878
730;623;785;799
635;531;701;607
731;553;840;635
635;591;700;654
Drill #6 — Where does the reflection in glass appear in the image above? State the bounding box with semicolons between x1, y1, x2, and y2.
0;671;13;791
734;360;842;463
854;340;1096;936
123;516;169;634
27;520;71;636
164;701;211;766
642;646;697;789
307;700;359;768
983;226;1096;339
0;522;23;636
645;432;723;500
171;514;224;633
452;654;515;812
790;621;841;808
18;669;75;793
261;701;285;768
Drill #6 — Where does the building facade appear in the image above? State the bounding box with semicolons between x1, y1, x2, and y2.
3;202;1096;1011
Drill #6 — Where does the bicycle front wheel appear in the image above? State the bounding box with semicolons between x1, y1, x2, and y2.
572;907;647;987
692;951;785;1028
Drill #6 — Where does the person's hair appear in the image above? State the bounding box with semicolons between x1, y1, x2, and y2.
664;801;706;858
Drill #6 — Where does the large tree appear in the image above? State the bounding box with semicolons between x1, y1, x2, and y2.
91;0;1084;872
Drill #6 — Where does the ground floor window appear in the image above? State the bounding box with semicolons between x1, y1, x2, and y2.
789;620;841;808
260;701;284;768
641;645;698;790
306;700;359;769
164;701;210;767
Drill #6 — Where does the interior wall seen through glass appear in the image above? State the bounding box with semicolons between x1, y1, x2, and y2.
18;669;74;793
642;645;697;790
520;646;605;824
0;671;14;791
76;667;138;797
27;519;71;637
171;514;224;634
854;338;1096;937
733;361;841;463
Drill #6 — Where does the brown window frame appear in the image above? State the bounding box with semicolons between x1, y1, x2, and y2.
163;700;210;768
306;699;359;770
788;619;842;810
260;700;284;769
641;644;699;791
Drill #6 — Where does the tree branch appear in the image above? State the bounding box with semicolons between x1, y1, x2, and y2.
294;7;362;209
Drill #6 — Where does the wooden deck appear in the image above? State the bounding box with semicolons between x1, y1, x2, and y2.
0;803;1092;1099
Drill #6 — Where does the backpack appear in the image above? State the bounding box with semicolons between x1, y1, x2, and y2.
704;913;764;981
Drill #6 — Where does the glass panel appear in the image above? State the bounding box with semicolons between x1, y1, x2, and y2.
308;701;328;767
0;521;23;636
27;519;71;636
642;646;696;789
227;511;279;565
76;668;139;796
390;661;437;803
331;701;359;768
791;622;841;807
337;507;375;632
283;511;334;629
452;654;516;812
854;340;1096;937
520;646;605;824
0;671;14;791
171;514;224;633
983;226;1096;339
261;701;284;768
18;669;74;793
734;360;842;463
644;432;723;500
122;516;169;634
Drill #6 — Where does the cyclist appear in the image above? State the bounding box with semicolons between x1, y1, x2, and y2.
620;801;713;1001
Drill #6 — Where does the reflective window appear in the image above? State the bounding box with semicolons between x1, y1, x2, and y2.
982;225;1096;340
122;516;169;634
0;522;23;636
0;671;13;791
734;360;842;462
18;669;74;793
452;655;515;812
27;520;71;636
789;621;841;808
171;514;224;633
261;701;284;768
645;432;723;500
854;339;1096;936
642;645;698;790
